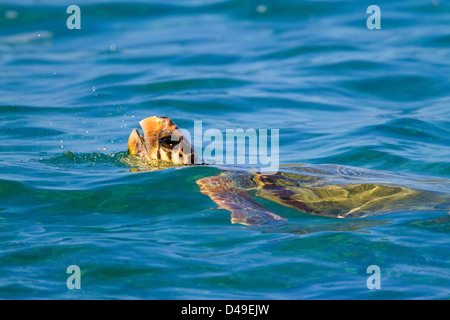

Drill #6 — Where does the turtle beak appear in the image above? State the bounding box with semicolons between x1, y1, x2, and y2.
128;127;148;158
128;116;200;165
128;117;162;158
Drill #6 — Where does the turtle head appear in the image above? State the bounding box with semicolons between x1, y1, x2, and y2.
128;116;199;165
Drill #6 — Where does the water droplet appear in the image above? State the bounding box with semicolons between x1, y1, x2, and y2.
5;11;18;20
256;5;267;13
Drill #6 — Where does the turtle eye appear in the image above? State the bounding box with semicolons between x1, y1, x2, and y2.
159;135;180;149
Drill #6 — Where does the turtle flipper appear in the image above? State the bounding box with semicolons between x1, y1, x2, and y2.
196;175;287;226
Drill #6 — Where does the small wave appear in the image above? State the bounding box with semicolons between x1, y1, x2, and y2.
0;31;52;45
38;151;128;169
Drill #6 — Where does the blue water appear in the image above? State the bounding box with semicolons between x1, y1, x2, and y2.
1;0;449;299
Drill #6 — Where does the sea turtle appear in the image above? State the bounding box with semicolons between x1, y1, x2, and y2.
127;116;449;226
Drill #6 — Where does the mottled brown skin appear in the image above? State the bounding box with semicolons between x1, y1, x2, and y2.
128;116;199;165
128;116;449;227
196;174;287;226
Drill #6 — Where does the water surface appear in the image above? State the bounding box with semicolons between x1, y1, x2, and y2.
0;0;449;299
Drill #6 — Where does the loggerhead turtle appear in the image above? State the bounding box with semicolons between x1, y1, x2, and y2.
127;116;449;226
